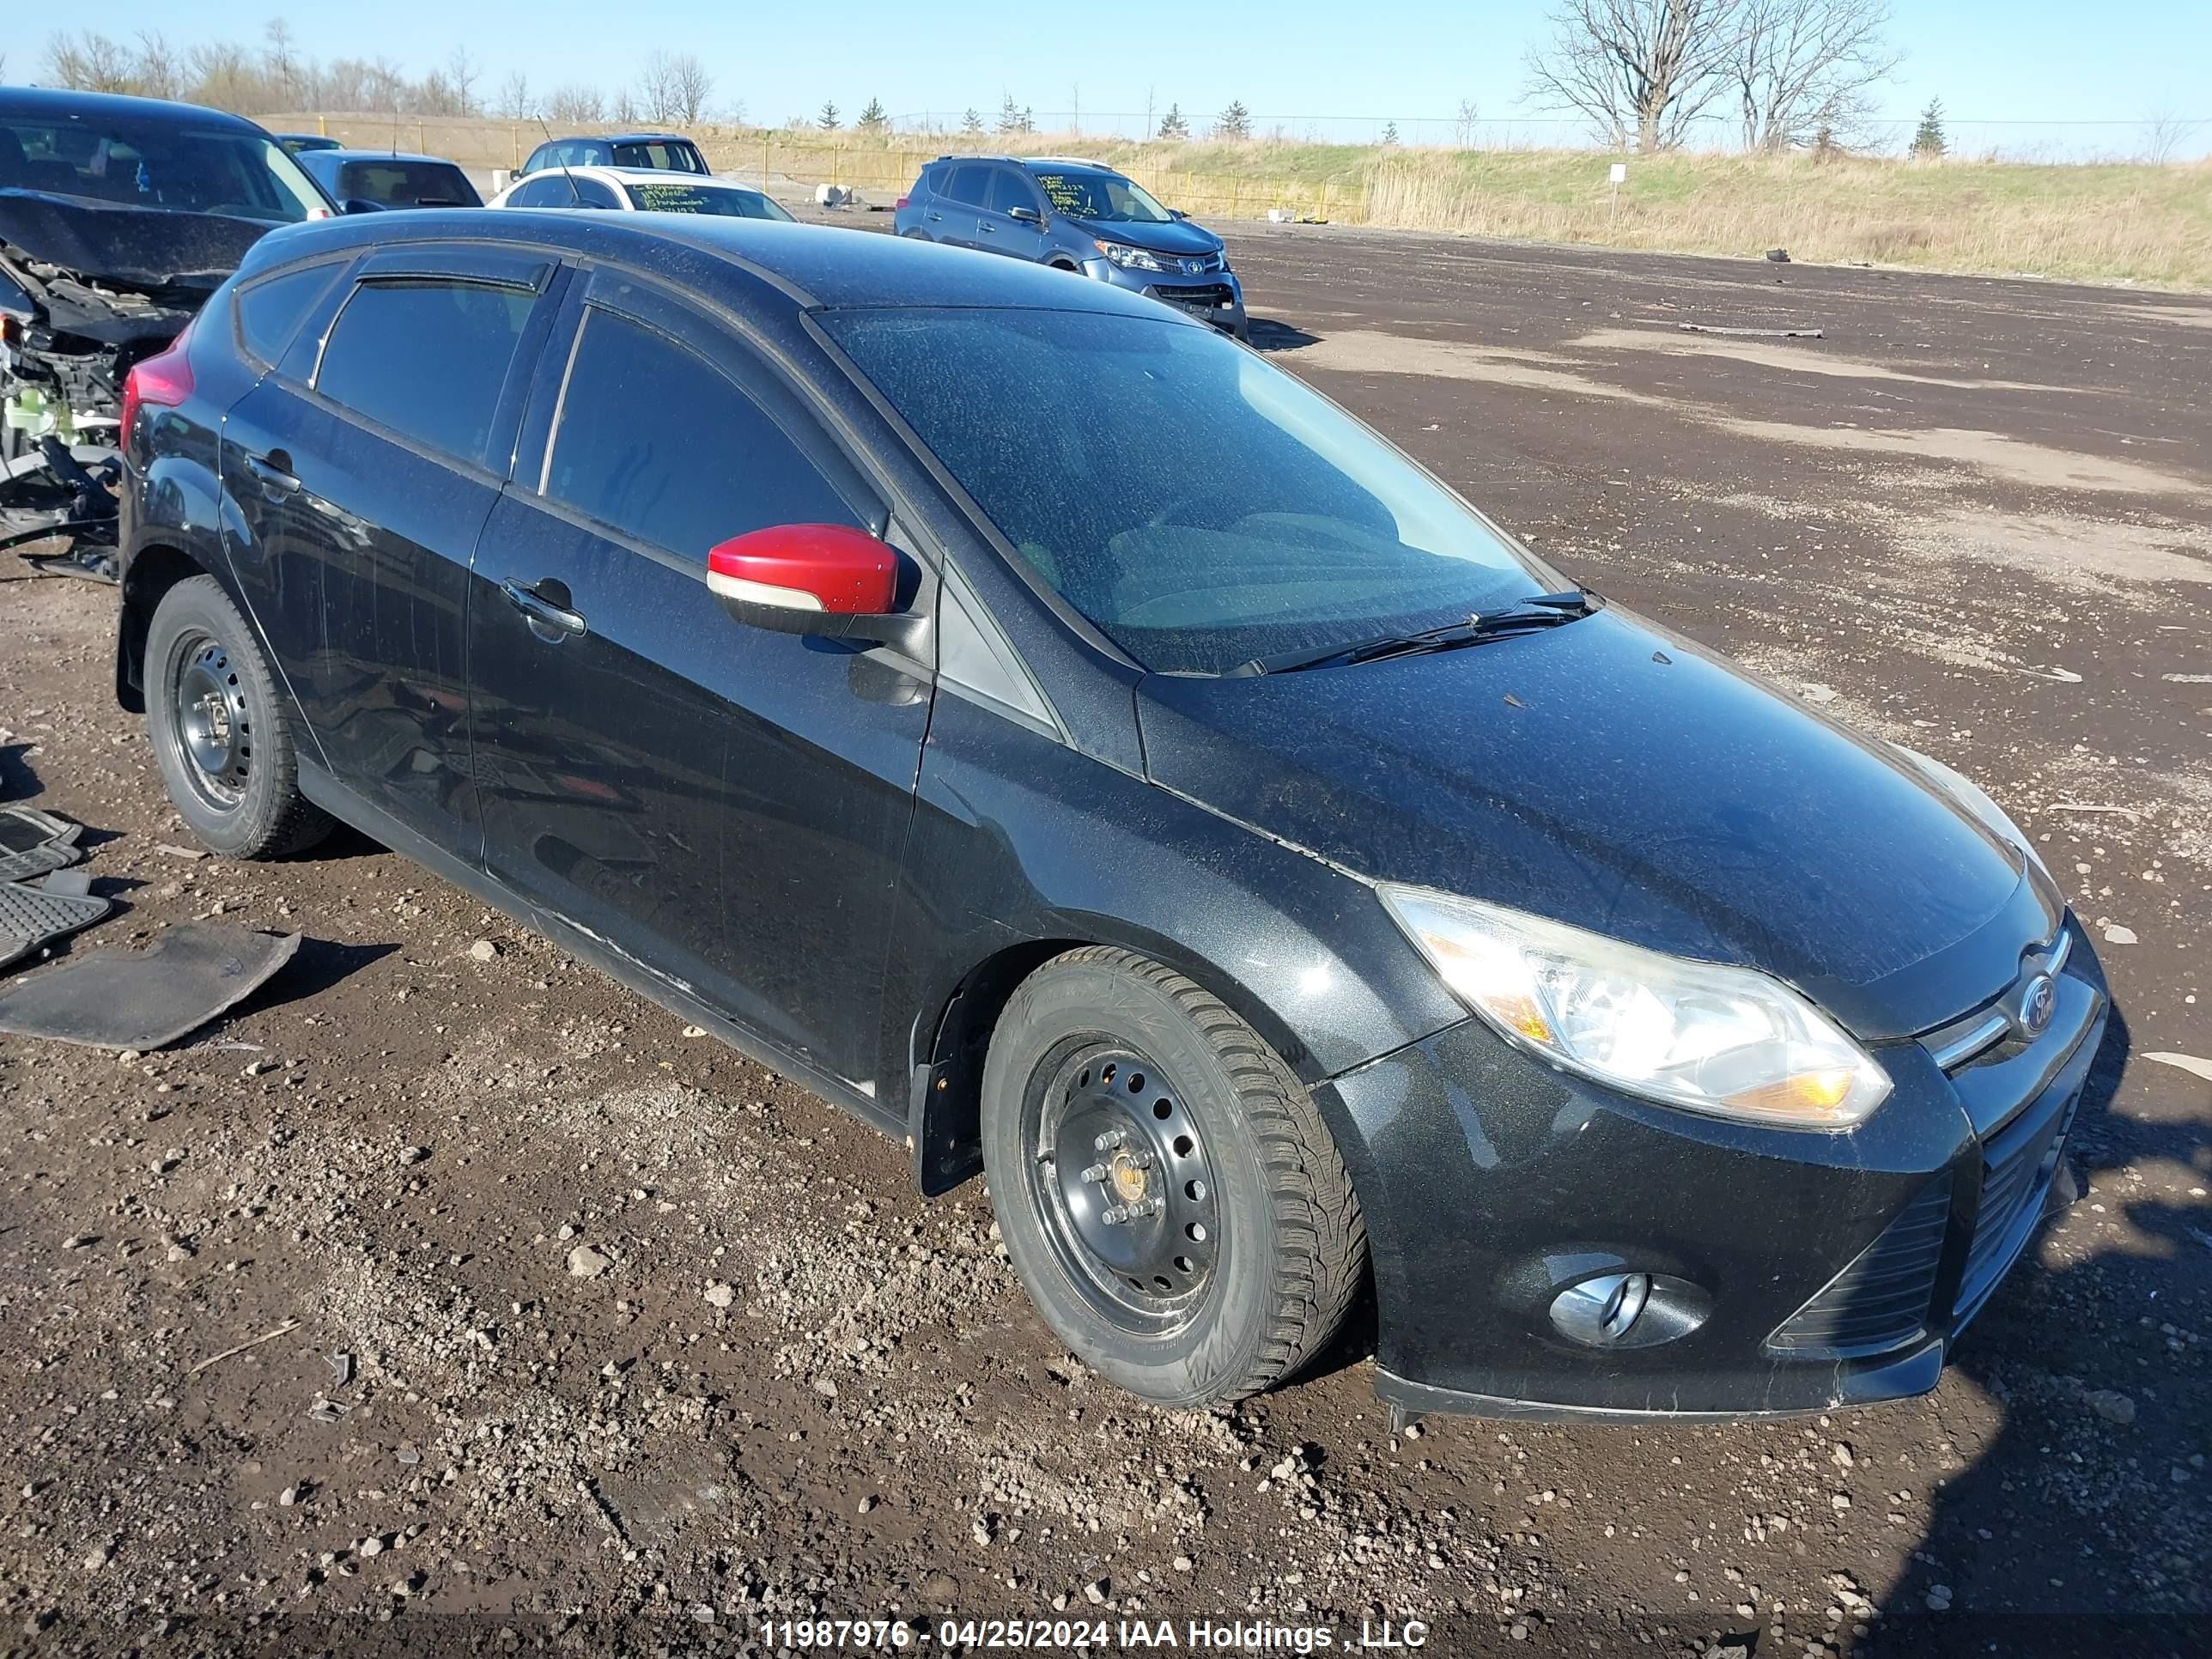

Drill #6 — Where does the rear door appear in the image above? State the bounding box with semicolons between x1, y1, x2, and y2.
975;165;1046;258
224;245;564;845
216;254;356;715
933;164;988;247
466;268;933;1091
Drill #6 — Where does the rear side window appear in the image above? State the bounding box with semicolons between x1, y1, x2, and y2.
234;262;341;370
943;165;988;207
507;174;569;207
316;278;536;465
543;307;858;560
921;163;951;192
985;169;1036;214
570;177;619;209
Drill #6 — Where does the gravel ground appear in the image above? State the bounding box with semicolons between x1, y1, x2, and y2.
1;230;2207;1658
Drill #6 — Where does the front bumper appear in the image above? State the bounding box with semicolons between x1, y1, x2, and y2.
1322;918;2109;1420
1082;258;1249;337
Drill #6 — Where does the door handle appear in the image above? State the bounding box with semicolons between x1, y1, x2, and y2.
501;578;586;639
977;220;995;235
925;210;943;222
245;452;298;496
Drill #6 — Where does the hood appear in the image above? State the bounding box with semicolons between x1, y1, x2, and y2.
1137;607;2053;1041
0;190;269;292
1073;215;1222;258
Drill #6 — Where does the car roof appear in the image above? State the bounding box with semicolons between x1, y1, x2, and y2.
599;167;755;187
538;132;696;148
247;210;1184;322
312;150;465;167
0;86;270;134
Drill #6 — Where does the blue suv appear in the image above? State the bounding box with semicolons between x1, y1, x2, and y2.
895;155;1247;338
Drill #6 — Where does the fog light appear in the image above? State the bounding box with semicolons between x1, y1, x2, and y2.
1550;1272;1652;1346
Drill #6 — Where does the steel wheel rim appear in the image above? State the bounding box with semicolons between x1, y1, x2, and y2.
1022;1038;1222;1335
168;629;252;811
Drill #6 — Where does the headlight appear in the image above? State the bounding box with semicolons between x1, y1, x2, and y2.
1094;239;1167;272
1891;744;2050;884
1378;886;1892;1129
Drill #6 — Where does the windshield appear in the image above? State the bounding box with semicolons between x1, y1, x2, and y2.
823;307;1547;675
0;116;328;223
331;159;481;208
609;140;707;173
623;179;793;219
1029;168;1172;225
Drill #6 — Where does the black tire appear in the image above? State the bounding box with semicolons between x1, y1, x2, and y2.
144;574;331;860
981;946;1366;1407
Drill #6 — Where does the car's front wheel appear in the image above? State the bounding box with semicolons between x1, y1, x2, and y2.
981;946;1366;1407
144;574;331;860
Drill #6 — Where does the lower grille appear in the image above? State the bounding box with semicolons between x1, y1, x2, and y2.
1767;1176;1950;1358
1957;1088;2079;1320
1154;283;1235;307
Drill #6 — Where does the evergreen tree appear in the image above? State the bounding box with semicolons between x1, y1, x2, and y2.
1381;121;1400;145
996;93;1023;135
817;100;840;131
857;97;888;133
1156;103;1189;140
960;106;984;137
1216;99;1251;140
1911;98;1946;157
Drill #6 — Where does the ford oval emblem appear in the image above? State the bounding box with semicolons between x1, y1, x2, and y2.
2018;973;2057;1036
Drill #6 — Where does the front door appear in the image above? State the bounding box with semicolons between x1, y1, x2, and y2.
466;270;933;1096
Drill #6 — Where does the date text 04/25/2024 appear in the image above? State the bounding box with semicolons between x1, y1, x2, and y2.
757;1619;1434;1650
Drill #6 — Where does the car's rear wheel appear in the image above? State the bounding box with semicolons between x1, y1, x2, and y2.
981;946;1366;1407
145;574;331;860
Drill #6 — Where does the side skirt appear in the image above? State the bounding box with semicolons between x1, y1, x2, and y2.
297;763;908;1143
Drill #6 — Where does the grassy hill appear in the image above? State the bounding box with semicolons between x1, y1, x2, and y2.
283;112;2212;289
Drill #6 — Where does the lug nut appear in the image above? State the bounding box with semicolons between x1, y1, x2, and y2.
1080;1163;1109;1183
1127;1150;1155;1170
1093;1128;1127;1152
1100;1205;1129;1225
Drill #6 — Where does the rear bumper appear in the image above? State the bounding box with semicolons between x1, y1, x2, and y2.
1322;919;2108;1421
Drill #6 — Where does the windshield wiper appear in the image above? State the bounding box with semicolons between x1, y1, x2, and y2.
1231;590;1598;677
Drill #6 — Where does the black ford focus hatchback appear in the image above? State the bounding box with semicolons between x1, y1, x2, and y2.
113;210;2107;1421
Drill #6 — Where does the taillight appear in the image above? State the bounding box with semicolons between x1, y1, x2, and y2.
895;195;909;210
120;319;195;447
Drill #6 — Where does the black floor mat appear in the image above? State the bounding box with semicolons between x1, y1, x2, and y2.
0;873;112;972
0;805;83;883
0;921;301;1048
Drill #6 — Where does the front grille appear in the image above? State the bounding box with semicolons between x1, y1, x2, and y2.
1956;1086;2079;1321
1154;283;1235;307
1768;1176;1950;1358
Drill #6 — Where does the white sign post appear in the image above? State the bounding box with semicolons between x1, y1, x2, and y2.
1608;161;1627;228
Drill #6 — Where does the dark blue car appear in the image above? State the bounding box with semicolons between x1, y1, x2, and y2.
896;155;1247;337
110;210;2102;1425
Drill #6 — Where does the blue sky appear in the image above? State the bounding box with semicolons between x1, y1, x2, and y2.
17;2;2210;151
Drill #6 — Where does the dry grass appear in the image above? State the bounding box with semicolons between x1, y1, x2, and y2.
277;112;2212;291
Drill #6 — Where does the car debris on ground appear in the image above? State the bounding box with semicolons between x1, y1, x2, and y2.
0;919;300;1048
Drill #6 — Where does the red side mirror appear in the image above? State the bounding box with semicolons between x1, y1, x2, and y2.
707;525;917;647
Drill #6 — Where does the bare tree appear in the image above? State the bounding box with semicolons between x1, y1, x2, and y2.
47;31;138;94
1522;0;1747;151
546;83;603;124
1731;0;1897;151
2141;101;2203;165
498;69;532;120
1455;97;1481;146
446;45;480;116
638;51;712;125
264;18;302;106
134;30;183;100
